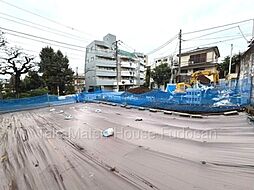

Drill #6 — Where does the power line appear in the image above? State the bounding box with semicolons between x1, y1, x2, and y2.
6;31;114;56
183;18;253;35
147;34;178;55
181;36;247;51
157;39;180;57
0;16;89;42
120;41;136;52
8;39;86;58
0;47;85;61
3;31;86;52
184;33;251;41
0;26;86;49
147;19;253;57
0;12;89;41
0;0;96;38
237;26;250;42
183;26;239;41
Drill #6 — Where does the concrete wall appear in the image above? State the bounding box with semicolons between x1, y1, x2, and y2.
181;56;189;67
240;44;254;105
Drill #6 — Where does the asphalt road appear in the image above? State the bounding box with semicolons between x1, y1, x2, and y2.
0;103;254;190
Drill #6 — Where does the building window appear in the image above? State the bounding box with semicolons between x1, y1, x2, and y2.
189;53;207;63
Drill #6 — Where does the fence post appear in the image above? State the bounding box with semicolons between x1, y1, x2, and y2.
47;93;50;107
250;76;253;105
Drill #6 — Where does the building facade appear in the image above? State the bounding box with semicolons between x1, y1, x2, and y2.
150;55;178;88
240;40;254;104
240;41;254;79
85;34;145;91
150;46;219;86
177;46;220;82
74;74;85;93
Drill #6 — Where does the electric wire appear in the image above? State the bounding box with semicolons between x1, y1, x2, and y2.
0;0;95;38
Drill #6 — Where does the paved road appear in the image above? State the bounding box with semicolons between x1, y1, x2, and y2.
0;103;254;190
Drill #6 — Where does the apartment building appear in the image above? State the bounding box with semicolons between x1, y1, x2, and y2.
151;55;178;70
85;34;145;91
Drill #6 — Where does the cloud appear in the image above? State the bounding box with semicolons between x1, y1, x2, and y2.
1;0;253;71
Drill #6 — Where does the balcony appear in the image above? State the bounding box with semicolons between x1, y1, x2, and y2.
97;79;115;86
94;50;115;59
121;61;136;69
114;80;134;86
95;60;116;68
188;58;214;65
96;70;116;77
121;70;134;77
139;73;145;79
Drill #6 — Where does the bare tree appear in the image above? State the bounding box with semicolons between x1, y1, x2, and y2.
0;47;35;97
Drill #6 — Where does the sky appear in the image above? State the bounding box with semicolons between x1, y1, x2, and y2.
0;0;253;75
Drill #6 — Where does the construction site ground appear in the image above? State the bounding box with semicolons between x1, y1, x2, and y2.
0;103;254;190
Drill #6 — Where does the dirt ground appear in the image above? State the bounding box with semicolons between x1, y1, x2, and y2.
0;103;254;190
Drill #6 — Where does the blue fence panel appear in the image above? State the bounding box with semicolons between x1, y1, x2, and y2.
78;77;252;113
0;77;252;114
0;94;77;113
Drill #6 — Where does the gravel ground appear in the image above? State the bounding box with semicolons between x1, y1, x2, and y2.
0;103;254;190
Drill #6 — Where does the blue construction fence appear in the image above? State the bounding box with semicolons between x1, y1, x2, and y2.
0;94;76;113
0;77;252;114
77;77;252;113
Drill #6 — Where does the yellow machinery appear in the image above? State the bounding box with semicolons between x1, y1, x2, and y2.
175;70;219;93
175;83;191;93
190;70;219;85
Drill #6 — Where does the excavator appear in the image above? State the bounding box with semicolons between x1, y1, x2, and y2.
175;70;219;93
190;70;219;85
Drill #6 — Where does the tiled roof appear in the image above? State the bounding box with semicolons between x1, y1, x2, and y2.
180;46;220;57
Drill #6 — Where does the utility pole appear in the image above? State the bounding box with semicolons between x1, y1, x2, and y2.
252;19;254;40
170;56;174;84
84;47;88;91
113;40;121;92
228;44;233;76
177;29;182;82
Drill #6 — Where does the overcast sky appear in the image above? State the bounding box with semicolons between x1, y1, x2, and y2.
0;0;253;74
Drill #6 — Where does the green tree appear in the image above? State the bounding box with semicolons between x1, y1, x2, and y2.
22;71;44;91
39;47;74;95
217;53;241;78
151;63;171;88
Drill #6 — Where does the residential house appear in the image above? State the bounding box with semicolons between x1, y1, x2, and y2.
178;46;220;82
74;74;85;93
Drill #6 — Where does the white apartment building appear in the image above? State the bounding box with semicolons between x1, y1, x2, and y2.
151;55;177;70
85;34;145;91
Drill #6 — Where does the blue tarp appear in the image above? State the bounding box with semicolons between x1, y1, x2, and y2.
0;94;76;113
0;78;251;114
